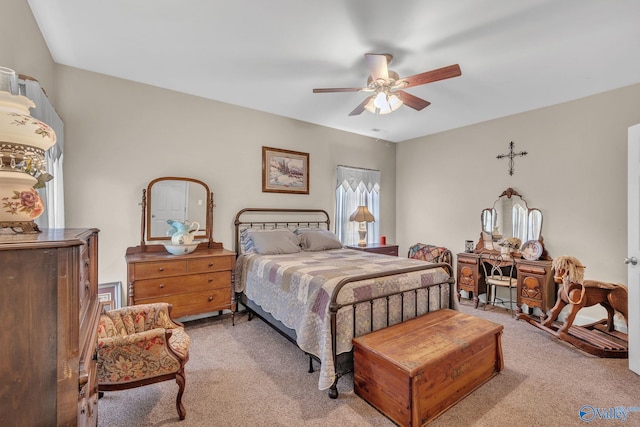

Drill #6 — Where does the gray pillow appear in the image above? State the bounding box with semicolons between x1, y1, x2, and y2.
249;229;301;255
298;229;343;251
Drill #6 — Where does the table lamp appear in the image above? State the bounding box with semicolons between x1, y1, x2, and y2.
349;205;375;247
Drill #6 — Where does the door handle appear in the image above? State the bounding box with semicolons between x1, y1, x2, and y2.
624;257;638;265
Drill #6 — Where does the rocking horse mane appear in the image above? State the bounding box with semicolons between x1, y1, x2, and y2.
552;256;585;284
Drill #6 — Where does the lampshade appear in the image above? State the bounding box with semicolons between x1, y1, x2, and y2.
364;92;402;115
349;205;375;223
0;66;57;233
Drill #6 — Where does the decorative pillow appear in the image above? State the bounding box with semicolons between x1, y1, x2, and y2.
298;229;343;251
240;228;255;253
248;229;301;255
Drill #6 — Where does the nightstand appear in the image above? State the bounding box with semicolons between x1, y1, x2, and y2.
346;243;399;256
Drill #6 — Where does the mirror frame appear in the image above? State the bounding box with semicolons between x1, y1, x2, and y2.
141;177;214;249
476;188;547;258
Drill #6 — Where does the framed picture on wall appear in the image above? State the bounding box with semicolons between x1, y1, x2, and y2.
262;146;309;194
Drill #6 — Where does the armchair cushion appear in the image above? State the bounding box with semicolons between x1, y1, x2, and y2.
96;303;190;385
408;243;453;265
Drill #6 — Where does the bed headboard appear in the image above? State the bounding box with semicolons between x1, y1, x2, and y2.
233;208;331;255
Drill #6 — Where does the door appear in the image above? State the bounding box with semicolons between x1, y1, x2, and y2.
627;123;640;374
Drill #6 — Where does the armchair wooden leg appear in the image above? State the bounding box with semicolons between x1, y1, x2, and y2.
175;370;186;420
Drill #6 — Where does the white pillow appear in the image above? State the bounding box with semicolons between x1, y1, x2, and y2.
248;229;301;255
298;229;343;251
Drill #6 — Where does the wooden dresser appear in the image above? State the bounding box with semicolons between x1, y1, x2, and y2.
456;252;556;319
0;229;101;427
125;245;236;321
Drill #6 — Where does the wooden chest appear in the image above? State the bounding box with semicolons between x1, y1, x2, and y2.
353;309;504;426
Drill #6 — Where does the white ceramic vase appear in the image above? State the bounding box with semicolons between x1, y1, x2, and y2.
0;171;44;222
0;90;56;227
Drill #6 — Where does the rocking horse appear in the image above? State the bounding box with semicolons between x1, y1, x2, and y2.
522;255;628;358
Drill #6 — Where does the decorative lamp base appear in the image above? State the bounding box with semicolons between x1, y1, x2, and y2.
358;228;367;247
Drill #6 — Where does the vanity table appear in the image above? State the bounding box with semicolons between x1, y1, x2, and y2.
457;188;556;319
125;177;236;321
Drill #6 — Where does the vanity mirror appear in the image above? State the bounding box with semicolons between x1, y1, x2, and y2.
478;188;546;258
140;177;215;249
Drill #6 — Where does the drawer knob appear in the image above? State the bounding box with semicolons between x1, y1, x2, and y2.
208;277;213;282
208;262;214;267
158;267;164;272
159;284;165;288
208;296;213;302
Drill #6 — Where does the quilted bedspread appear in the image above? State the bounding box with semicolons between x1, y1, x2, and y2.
235;248;452;390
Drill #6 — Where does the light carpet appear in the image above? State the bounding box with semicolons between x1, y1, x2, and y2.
98;301;640;426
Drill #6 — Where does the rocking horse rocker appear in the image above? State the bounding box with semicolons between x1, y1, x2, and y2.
522;256;629;358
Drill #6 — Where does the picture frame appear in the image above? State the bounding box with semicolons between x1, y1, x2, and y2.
262;146;309;194
98;281;122;311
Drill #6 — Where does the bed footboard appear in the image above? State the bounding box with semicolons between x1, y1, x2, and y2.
327;262;455;399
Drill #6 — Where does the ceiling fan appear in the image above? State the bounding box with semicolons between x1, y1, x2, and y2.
313;53;461;116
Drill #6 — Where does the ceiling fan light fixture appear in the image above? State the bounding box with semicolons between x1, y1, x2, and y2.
365;92;403;115
313;54;460;117
373;92;388;109
388;94;402;110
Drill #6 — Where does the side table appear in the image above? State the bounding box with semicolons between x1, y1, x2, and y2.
346;243;399;256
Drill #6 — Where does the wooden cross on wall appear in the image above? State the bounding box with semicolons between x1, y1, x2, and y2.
496;141;527;176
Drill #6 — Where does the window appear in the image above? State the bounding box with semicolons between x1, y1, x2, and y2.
335;166;380;245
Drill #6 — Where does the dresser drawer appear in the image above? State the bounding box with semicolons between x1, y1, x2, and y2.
134;271;232;299
187;255;233;273
136;287;232;318
134;260;187;279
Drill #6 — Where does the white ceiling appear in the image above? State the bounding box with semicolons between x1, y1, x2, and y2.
27;0;640;143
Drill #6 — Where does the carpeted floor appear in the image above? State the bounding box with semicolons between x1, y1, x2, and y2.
98;302;640;426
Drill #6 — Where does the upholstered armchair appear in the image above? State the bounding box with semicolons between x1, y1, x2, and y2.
407;243;453;266
96;303;191;420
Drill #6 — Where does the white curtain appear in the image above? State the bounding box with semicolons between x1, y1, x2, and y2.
20;78;65;229
335;166;380;245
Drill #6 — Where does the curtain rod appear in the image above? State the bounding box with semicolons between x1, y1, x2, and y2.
336;165;380;172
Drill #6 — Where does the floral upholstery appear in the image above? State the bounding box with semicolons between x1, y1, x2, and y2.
96;302;190;420
407;243;453;265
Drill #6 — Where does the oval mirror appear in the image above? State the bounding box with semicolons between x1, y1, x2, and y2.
146;177;211;242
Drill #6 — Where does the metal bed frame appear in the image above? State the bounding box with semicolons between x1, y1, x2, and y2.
234;208;456;398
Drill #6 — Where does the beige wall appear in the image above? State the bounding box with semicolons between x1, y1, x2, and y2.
0;1;56;101
54;66;396;284
397;83;640;323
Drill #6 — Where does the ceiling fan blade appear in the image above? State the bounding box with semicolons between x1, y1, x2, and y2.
401;64;461;89
395;90;431;111
313;87;363;93
365;53;389;81
348;96;372;116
